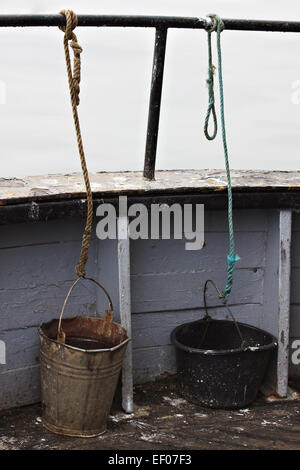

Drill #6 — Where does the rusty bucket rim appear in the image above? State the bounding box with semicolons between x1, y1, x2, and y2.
39;315;130;353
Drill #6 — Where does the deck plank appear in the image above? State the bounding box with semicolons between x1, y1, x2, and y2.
0;377;300;450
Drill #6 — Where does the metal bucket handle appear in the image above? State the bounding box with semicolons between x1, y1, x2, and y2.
200;279;247;349
57;276;114;343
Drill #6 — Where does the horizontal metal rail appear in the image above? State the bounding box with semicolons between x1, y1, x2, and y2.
0;15;300;32
0;14;299;179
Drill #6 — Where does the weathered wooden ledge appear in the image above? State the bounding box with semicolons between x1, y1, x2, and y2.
1;170;300;224
1;170;300;204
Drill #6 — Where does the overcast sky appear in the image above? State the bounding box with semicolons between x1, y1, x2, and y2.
1;0;300;177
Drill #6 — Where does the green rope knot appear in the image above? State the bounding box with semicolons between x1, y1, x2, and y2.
205;14;224;33
227;254;240;265
219;254;240;303
203;13;240;303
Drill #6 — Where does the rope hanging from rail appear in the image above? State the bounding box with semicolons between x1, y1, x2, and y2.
204;14;240;302
59;9;93;278
204;21;217;140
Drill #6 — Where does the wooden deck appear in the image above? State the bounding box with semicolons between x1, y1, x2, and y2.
1;378;300;450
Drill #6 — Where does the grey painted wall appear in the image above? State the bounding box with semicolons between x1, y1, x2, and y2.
0;208;298;410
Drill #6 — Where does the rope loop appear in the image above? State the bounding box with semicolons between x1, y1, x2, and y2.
204;27;217;140
59;10;93;279
204;14;225;140
202;279;247;348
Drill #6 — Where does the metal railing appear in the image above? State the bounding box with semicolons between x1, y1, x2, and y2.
1;14;300;179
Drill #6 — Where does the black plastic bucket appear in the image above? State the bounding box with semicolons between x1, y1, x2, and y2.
171;319;278;409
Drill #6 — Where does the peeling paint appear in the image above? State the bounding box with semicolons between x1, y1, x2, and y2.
28;201;39;220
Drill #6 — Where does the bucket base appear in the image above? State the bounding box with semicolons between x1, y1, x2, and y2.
42;420;107;438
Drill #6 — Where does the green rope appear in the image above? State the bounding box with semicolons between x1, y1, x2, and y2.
204;14;240;302
204;30;217;140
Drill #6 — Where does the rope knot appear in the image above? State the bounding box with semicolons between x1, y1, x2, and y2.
75;266;86;278
70;39;82;56
206;65;215;89
59;10;83;107
70;39;82;105
205;13;224;33
59;9;78;40
227;253;240;265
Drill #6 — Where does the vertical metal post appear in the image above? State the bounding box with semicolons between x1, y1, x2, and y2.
143;28;168;180
277;209;292;397
117;215;134;413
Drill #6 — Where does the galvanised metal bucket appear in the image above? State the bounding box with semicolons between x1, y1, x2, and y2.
39;277;129;437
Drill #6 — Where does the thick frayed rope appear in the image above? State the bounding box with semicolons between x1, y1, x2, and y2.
59;9;93;278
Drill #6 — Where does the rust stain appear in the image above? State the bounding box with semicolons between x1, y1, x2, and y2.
281;242;287;262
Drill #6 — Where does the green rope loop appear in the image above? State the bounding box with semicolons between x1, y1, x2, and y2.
204;14;239;302
204;31;217;140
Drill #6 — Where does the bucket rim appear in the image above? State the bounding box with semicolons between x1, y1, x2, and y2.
170;319;278;356
38;315;130;353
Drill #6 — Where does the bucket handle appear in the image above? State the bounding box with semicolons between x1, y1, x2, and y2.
200;279;247;349
57;276;114;343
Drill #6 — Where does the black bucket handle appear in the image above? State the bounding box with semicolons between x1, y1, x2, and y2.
57;276;114;343
200;279;247;349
